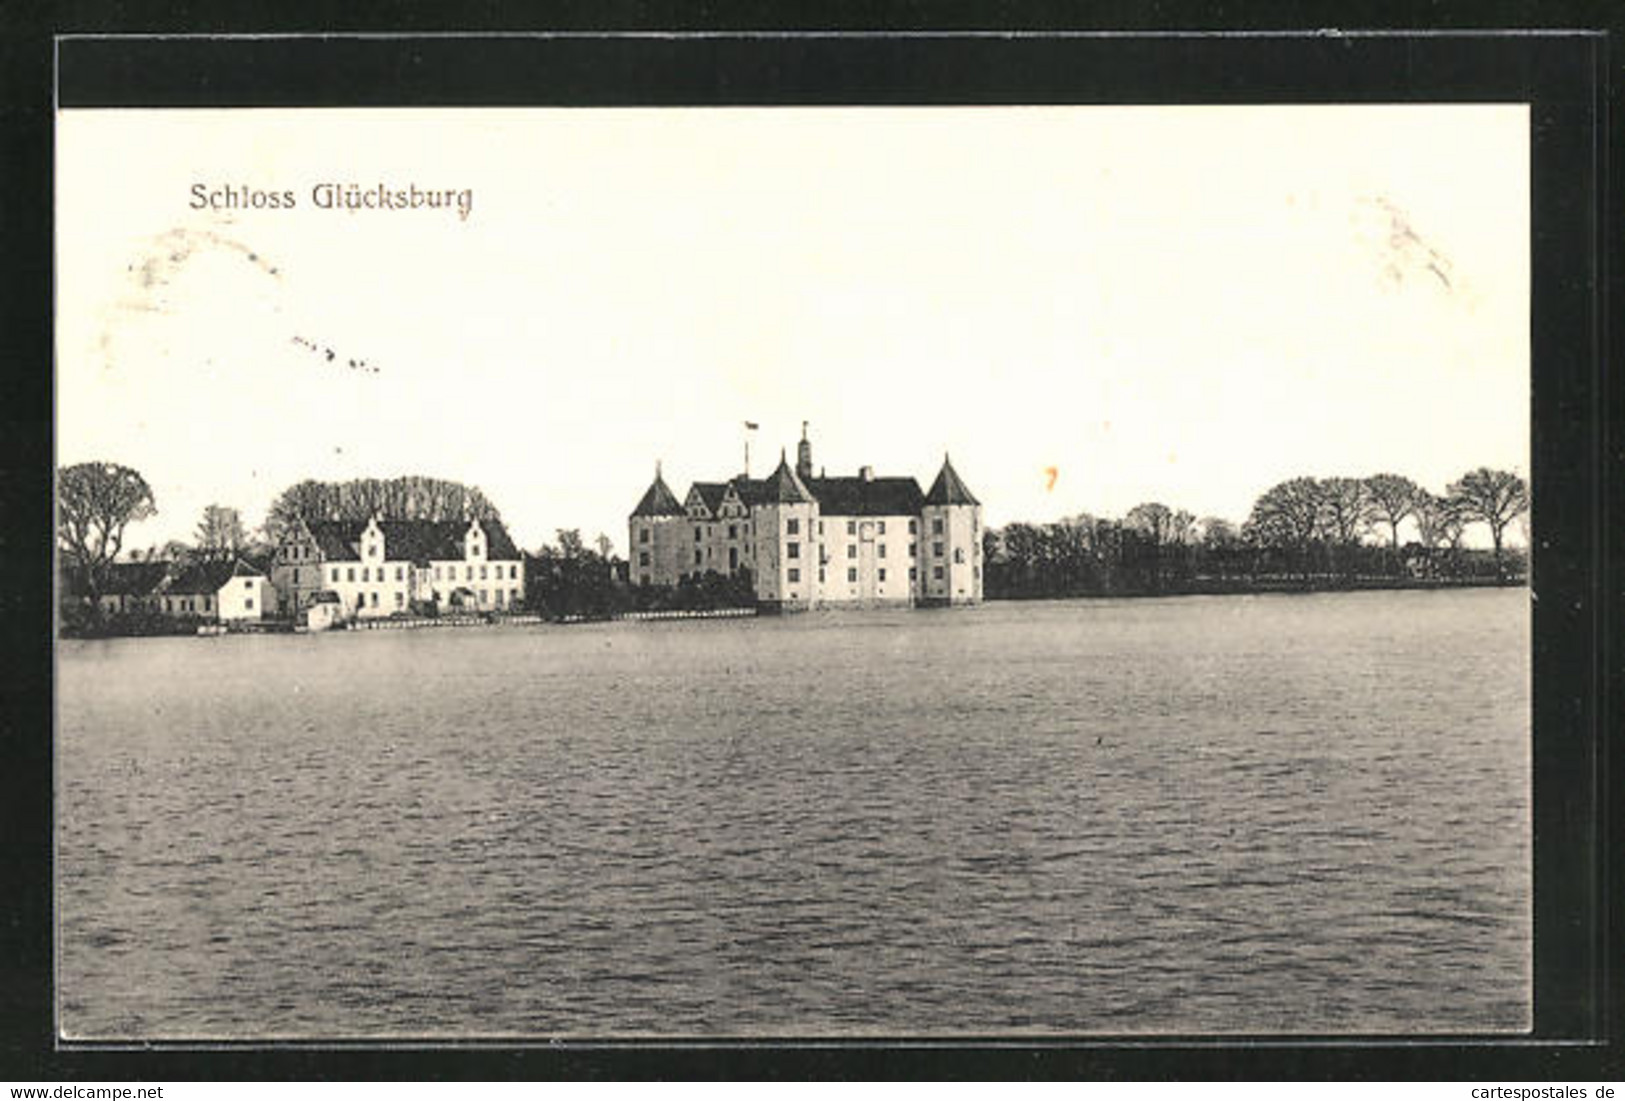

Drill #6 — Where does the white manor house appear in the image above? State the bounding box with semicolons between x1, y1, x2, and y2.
271;515;525;619
630;428;983;611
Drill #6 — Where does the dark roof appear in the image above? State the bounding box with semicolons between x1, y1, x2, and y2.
689;481;729;515
731;476;773;507
763;455;816;504
630;471;685;518
924;456;980;506
478;518;521;560
167;558;260;595
306;519;367;560
307;518;519;563
806;475;925;517
102;560;173;597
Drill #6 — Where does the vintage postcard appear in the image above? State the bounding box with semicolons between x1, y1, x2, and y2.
56;102;1532;1040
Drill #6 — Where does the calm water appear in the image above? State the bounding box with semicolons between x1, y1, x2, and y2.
57;589;1530;1038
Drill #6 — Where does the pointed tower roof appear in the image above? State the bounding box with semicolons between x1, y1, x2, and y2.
924;454;980;506
630;465;685;518
766;450;816;504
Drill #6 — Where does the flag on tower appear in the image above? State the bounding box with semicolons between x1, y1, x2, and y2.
744;421;759;430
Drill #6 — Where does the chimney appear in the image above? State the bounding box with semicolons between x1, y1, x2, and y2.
860;465;874;482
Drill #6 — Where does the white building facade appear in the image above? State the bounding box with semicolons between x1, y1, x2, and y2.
272;516;525;620
628;428;983;611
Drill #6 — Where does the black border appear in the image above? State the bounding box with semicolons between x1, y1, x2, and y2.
2;18;1616;1082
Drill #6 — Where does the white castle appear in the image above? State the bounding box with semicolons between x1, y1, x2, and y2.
629;426;983;611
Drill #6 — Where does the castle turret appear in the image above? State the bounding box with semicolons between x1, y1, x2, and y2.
628;462;687;587
919;453;983;606
752;449;820;612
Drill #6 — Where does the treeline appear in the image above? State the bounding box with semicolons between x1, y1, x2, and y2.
523;529;755;620
984;467;1529;600
264;476;504;538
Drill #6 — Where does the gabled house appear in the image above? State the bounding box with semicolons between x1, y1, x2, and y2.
271;515;524;619
158;558;274;621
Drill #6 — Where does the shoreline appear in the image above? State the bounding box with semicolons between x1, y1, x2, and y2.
56;577;1525;640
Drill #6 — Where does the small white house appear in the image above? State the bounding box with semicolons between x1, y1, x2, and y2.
159;558;274;622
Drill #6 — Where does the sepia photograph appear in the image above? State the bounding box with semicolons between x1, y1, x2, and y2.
54;99;1534;1041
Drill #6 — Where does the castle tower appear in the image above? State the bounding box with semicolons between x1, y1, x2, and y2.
752;449;820;612
919;453;983;606
628;461;686;587
796;421;814;481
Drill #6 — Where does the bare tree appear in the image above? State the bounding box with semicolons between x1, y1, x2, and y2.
1449;467;1529;574
1319;477;1375;580
1245;477;1326;583
57;462;157;604
194;504;247;559
1364;473;1421;552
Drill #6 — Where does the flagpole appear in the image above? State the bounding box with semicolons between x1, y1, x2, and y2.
743;421;759;476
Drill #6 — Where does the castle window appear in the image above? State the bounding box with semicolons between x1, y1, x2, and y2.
847;568;857;583
819;568;825;582
933;566;944;580
480;565;488;580
787;518;800;535
846;545;856;559
728;524;738;540
788;542;800;559
974;566;981;579
878;521;887;534
910;567;917;581
933;542;944;558
909;542;916;557
347;567;355;582
510;565;518;579
695;526;703;543
954;548;965;564
878;544;887;558
639;528;649;544
361;567;369;583
639;551;650;567
933;518;944;535
846;520;856;535
694;550;702;566
879;568;887;582
909;519;918;534
396;566;404;581
293;568;300;583
788;568;800;583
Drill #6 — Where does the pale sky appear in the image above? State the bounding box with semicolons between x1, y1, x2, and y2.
57;106;1529;555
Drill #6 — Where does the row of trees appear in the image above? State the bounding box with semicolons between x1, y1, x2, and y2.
985;467;1529;599
262;476;504;541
